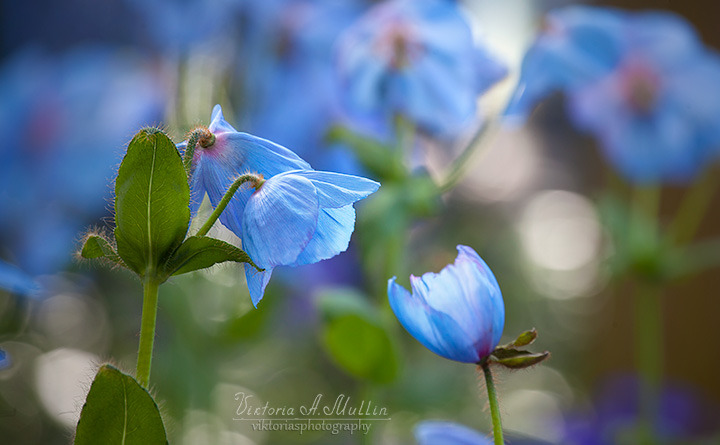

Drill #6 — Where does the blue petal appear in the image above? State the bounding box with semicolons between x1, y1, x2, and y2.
293;205;355;266
186;106;312;237
288;170;380;208
415;421;492;445
242;173;319;268
244;264;274;308
505;6;624;121
209;104;238;134
388;277;480;363
0;260;40;297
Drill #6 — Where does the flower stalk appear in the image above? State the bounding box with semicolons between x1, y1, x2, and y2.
481;362;504;445
196;173;265;237
136;275;160;388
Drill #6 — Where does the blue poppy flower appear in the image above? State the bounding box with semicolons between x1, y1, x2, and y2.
508;7;720;183
415;421;492;445
181;104;311;237
335;0;506;137
241;170;379;306
388;245;504;363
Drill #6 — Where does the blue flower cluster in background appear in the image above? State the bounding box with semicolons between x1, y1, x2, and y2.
0;46;166;279
509;6;720;183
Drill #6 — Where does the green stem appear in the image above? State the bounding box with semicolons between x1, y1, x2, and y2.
183;127;216;176
667;170;720;245
439;118;498;193
481;362;504;445
196;174;264;237
136;276;160;388
634;282;663;443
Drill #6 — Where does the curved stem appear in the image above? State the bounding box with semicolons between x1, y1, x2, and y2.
196;174;264;237
136;276;160;388
481;362;504;445
439;119;498;193
182;127;216;176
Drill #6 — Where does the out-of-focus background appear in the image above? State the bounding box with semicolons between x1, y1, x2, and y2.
1;0;719;444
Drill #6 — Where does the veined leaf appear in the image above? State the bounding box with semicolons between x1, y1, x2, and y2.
74;365;167;445
163;235;261;278
114;128;190;278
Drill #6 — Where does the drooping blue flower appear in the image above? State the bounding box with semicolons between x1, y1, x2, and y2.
415;421;492;445
0;46;167;277
388;245;504;363
335;0;507;138
508;7;720;183
241;170;379;306
181;104;311;237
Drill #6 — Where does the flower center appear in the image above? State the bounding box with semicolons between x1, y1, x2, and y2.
621;63;660;114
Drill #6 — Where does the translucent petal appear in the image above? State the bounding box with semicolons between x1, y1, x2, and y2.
242;174;319;267
293;205;355;266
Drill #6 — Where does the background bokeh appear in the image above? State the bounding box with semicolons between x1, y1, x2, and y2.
1;0;719;444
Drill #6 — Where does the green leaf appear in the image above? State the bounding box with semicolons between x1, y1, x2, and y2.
80;234;124;266
318;289;399;384
163;235;261;277
490;348;550;369
114;128;190;278
74;364;167;445
325;125;403;180
502;328;537;349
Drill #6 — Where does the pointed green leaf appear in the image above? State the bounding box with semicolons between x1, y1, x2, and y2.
74;364;167;445
318;289;400;384
490;349;550;369
114;128;190;277
503;329;538;349
162;235;261;277
80;234;125;267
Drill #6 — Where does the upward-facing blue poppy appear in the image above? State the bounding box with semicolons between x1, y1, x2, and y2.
241;170;379;306
180;104;311;237
388;245;504;363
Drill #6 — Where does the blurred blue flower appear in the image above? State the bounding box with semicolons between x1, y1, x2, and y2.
0;46;167;278
388;245;504;363
240;0;367;173
508;7;720;183
415;421;492;445
125;0;244;50
241;170;379;306
0;260;40;297
563;375;720;444
335;0;506;138
182;104;311;237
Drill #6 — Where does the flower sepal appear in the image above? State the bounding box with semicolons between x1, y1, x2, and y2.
485;328;550;369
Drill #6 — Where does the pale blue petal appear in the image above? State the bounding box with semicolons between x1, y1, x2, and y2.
242;174;319;267
388;277;480;363
289;170;380;208
244;264;274;308
208;104;238;134
293;205;355;266
415;421;492;445
408;245;504;360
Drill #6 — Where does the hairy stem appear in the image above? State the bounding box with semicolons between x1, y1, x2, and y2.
136;276;160;388
481;362;504;445
196;174;264;237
